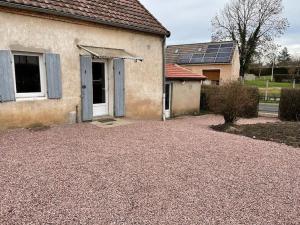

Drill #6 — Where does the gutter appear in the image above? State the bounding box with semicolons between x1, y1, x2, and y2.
0;1;171;38
162;36;167;121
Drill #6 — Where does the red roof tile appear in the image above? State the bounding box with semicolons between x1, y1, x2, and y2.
0;0;170;36
166;64;206;80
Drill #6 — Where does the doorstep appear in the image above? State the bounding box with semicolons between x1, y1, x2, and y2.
91;117;133;128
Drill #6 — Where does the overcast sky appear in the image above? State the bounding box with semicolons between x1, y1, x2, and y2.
140;0;300;57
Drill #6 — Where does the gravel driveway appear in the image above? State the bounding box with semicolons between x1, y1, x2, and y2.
0;115;299;224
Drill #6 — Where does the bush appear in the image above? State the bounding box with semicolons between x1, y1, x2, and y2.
274;74;300;83
248;68;272;76
274;67;289;75
208;82;259;124
200;85;220;111
279;89;300;121
249;67;299;76
243;86;260;118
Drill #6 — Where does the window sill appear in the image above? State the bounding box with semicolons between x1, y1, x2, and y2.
16;97;48;102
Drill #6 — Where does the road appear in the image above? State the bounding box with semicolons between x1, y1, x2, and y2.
259;103;279;114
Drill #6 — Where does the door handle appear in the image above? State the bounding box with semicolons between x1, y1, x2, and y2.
82;85;86;89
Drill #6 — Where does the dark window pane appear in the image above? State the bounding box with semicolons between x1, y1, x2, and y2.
165;84;170;110
92;62;106;104
14;55;41;93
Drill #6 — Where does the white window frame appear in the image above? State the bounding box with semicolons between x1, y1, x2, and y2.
12;52;47;100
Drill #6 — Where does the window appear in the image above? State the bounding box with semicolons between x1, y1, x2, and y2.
13;53;46;99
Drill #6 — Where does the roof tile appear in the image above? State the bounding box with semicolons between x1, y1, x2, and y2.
166;64;206;80
0;0;170;36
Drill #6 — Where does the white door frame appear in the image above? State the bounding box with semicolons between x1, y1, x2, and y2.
92;59;109;117
165;82;172;119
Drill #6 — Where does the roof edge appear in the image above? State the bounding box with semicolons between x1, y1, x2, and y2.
136;0;170;37
0;1;170;37
167;40;237;47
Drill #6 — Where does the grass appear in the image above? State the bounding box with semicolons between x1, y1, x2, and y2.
211;122;300;148
245;76;300;89
245;76;300;103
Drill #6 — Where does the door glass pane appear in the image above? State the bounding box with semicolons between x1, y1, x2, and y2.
14;55;41;93
92;62;106;104
165;84;170;110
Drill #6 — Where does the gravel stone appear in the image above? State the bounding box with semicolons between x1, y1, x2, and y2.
0;115;299;224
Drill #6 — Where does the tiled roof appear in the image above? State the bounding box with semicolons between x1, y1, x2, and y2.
166;41;237;65
166;64;206;80
0;0;170;36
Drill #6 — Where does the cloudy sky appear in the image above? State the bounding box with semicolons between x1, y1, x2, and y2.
140;0;300;56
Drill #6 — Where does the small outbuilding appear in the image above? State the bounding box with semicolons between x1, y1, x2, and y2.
165;64;206;118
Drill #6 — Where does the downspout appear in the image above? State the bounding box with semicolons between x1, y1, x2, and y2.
162;36;166;121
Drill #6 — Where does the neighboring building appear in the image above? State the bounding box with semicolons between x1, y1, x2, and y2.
0;0;170;129
166;41;240;85
165;64;206;118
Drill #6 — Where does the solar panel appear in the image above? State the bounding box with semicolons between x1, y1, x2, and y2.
221;43;234;48
192;53;204;59
177;54;193;64
203;57;215;63
190;58;203;64
218;47;233;53
207;44;221;49
176;42;234;65
204;53;218;58
215;57;231;63
206;48;219;53
217;52;231;57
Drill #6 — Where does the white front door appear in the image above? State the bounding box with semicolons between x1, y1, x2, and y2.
165;83;171;119
92;60;108;117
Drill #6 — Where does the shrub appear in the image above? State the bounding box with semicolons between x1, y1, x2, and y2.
248;68;272;76
274;67;289;75
274;74;300;83
200;85;220;111
279;88;300;121
208;82;259;124
242;86;260;118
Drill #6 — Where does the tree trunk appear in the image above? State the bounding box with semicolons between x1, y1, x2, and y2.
224;114;236;124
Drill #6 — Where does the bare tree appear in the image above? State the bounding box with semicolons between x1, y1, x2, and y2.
212;0;288;77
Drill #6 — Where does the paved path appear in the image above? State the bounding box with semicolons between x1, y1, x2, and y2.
0;116;299;224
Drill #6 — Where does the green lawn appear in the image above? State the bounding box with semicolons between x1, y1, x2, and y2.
244;76;300;103
244;76;299;88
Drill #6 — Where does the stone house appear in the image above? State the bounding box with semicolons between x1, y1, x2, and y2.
0;0;170;129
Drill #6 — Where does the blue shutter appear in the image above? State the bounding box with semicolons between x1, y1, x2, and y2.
114;59;125;117
0;50;15;102
45;53;62;99
80;55;93;121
